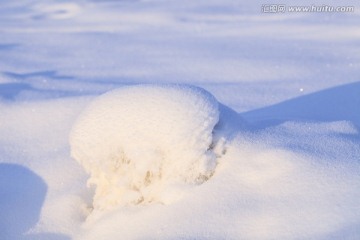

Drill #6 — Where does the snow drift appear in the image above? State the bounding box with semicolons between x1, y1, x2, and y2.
70;84;224;210
3;0;360;238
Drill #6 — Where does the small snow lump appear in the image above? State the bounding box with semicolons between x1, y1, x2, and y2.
70;84;221;209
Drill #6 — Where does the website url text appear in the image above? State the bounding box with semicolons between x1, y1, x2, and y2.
261;5;355;13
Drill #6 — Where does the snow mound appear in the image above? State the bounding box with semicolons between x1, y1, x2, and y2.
70;84;221;210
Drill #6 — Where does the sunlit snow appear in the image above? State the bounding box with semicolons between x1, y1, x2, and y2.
0;0;360;239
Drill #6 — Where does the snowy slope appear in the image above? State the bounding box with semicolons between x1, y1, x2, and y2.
0;0;360;239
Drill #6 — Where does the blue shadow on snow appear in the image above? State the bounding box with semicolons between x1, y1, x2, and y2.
0;43;19;51
0;83;33;100
3;70;73;80
0;163;70;240
241;81;360;130
0;70;78;101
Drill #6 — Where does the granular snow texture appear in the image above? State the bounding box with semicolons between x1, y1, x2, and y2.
70;84;222;209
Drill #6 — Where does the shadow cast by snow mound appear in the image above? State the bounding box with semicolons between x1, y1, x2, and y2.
242;81;360;130
0;70;88;101
0;163;70;240
3;70;73;81
0;83;33;100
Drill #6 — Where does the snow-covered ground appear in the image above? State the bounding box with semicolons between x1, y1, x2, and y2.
0;0;360;239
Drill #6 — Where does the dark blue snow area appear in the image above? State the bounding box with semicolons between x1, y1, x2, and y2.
0;163;69;240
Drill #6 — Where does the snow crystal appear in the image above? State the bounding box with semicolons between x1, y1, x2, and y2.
70;84;221;210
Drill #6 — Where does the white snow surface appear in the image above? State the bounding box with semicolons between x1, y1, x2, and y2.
70;84;221;209
0;0;360;239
